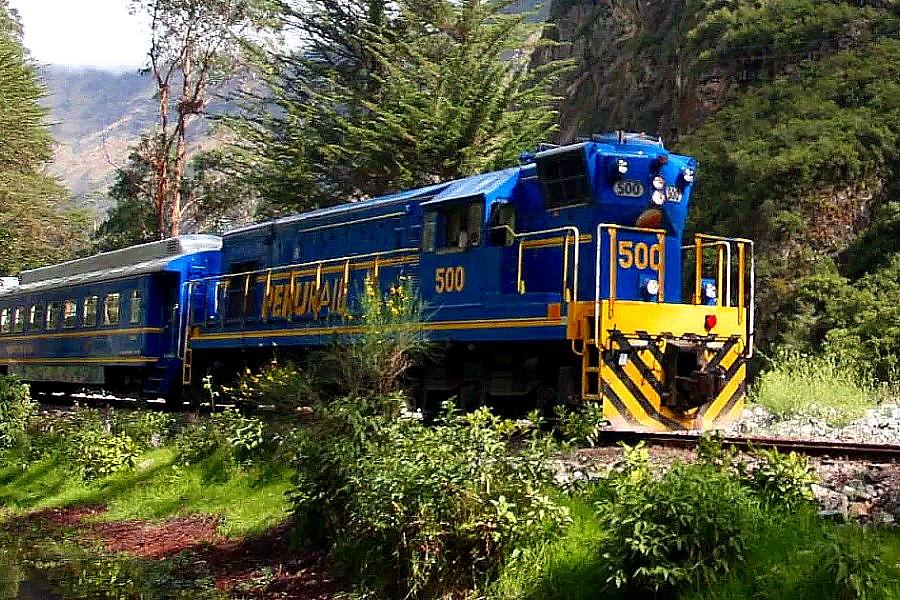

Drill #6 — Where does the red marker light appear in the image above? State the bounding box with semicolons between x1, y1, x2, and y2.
704;315;717;331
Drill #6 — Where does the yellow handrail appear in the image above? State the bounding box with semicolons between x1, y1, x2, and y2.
608;227;617;318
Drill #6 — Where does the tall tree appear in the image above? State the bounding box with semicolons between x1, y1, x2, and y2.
130;0;270;237
0;1;88;274
224;0;567;215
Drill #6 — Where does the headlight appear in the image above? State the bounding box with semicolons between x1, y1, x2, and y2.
645;279;660;296
652;175;666;190
617;159;629;174
682;168;694;184
651;189;666;205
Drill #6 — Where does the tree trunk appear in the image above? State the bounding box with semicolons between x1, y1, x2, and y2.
170;45;194;238
155;83;170;238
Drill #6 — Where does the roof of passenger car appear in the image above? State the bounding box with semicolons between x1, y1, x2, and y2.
0;235;222;297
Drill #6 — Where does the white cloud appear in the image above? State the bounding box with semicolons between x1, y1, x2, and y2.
9;0;150;70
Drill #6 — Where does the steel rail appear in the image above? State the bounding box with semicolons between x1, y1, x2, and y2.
596;430;900;461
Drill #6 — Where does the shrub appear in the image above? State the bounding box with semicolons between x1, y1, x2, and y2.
176;408;267;465
290;401;568;598
745;448;817;512
596;445;756;594
810;529;896;600
554;403;607;447
752;349;881;425
111;410;176;449
315;275;427;400
69;428;140;481
224;358;317;410
0;375;37;450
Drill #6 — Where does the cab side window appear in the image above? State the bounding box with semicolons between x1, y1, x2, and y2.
424;200;483;252
0;308;9;334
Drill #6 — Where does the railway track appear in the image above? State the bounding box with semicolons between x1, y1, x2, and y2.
597;430;900;462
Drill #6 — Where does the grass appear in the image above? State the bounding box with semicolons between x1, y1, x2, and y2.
0;446;292;538
751;350;884;426
489;486;900;600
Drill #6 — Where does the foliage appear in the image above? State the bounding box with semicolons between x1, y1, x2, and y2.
225;0;567;215
68;429;140;481
744;448;817;513
553;403;607;447
176;408;267;465
811;528;893;600
290;400;568;597
110;409;176;449
751;348;883;425
315;275;426;401
595;444;755;594
0;375;36;450
0;2;88;273
223;358;317;410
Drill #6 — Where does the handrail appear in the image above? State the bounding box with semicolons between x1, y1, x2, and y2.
506;225;581;305
595;223;668;342
682;240;731;306
684;234;755;359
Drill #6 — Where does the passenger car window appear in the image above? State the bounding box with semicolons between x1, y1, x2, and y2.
104;293;121;325
0;309;9;334
83;296;98;327
63;300;78;328
129;290;143;324
47;302;62;330
29;304;44;331
12;307;25;333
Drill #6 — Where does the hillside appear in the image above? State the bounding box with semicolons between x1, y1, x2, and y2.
39;66;156;210
537;0;900;375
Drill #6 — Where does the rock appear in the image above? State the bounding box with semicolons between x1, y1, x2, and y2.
819;509;845;523
848;502;871;519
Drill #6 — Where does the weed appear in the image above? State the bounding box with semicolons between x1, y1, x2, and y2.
752;349;881;425
0;376;36;451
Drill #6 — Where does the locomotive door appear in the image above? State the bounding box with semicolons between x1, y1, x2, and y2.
419;196;498;322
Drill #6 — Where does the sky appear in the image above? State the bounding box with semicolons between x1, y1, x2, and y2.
9;0;150;70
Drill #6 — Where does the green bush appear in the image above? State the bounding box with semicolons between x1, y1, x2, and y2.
810;529;896;600
176;408;267;465
224;358;318;410
0;375;36;450
69;428;140;481
745;448;817;512
596;445;756;594
110;410;175;449
752;349;881;425
554;403;607;447
290;401;568;598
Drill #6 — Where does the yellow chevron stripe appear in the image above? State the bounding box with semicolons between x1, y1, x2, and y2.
600;363;663;431
701;364;746;429
0;327;164;343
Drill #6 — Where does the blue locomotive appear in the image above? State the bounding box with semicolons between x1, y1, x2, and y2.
0;133;754;431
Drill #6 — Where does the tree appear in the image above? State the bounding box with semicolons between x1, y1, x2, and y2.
224;0;567;215
0;1;88;274
95;137;259;252
130;0;271;237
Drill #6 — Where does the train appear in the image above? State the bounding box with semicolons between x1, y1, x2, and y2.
0;132;754;431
